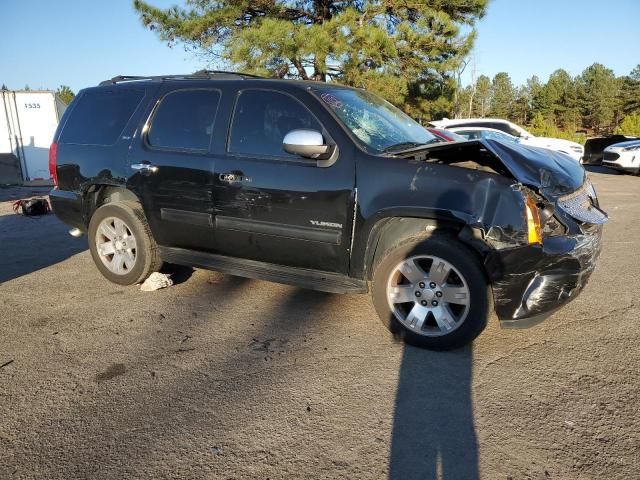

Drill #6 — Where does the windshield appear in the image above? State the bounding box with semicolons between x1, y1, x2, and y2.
481;130;519;143
507;123;532;138
313;87;436;152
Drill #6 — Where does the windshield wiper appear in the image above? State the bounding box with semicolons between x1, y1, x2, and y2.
383;142;426;153
382;138;440;153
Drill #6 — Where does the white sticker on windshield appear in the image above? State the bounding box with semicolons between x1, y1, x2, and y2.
320;93;343;109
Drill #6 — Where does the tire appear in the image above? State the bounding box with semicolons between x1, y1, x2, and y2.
88;201;162;285
371;234;490;350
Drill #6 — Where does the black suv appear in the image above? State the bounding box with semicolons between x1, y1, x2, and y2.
49;72;607;350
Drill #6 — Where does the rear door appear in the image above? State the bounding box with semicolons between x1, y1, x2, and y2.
128;86;222;251
211;87;355;274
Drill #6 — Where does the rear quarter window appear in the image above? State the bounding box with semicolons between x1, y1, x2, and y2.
59;89;144;146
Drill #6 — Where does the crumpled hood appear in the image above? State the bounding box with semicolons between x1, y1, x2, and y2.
481;139;585;197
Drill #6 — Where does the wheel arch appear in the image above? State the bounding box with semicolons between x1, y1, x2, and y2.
81;185;142;227
360;215;489;281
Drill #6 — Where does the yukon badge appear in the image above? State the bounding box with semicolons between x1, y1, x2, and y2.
310;220;342;229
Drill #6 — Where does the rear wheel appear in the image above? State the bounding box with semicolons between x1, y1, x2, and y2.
88;202;161;285
372;234;490;350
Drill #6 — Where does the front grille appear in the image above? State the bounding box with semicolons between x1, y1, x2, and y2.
557;182;608;225
603;151;620;161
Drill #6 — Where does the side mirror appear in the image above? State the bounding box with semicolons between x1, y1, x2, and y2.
283;129;330;159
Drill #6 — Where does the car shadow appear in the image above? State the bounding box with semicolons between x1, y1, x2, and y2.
583;165;623;175
0;209;87;284
160;263;195;285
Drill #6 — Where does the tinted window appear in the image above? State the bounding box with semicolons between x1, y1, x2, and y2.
60;89;144;145
148;90;220;151
450;122;485;129
487;122;521;137
455;130;481;140
229;90;321;157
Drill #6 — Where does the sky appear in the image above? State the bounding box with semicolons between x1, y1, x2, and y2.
1;0;639;93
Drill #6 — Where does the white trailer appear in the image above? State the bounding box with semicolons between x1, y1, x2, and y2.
0;90;67;184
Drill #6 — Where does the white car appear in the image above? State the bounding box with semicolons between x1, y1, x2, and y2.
602;139;640;175
430;118;584;162
448;126;520;144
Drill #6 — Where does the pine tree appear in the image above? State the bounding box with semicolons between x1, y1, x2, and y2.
617;65;640;116
577;63;619;133
473;75;491;117
134;0;488;118
489;72;514;119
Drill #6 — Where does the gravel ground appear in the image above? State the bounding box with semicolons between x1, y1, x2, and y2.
1;168;639;480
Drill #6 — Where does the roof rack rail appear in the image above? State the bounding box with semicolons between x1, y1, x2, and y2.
99;71;264;86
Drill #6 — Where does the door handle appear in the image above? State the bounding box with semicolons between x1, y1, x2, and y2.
131;163;159;174
220;172;241;183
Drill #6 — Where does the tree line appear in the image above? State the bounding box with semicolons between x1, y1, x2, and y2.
454;64;640;140
1;84;76;106
132;1;640;140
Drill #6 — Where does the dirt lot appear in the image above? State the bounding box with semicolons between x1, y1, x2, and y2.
1;168;639;480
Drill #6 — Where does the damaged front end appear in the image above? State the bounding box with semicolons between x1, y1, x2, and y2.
480;141;607;326
398;139;608;327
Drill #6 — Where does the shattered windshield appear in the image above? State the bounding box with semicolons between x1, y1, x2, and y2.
313;87;436;152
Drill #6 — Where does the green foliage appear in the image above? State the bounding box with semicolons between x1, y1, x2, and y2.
134;0;488;118
528;112;585;144
576;63;619;133
56;85;75;105
614;113;640;137
489;72;514;118
462;63;640;137
618;65;640;115
472;74;491;117
134;3;639;132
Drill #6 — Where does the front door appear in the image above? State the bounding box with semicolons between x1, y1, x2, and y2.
128;86;222;251
212;88;355;274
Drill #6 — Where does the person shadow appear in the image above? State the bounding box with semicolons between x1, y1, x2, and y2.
389;344;478;480
389;185;481;479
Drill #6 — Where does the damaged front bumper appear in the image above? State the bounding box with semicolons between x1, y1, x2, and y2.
486;226;603;328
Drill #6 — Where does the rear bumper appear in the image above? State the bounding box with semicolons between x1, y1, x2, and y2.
49;188;85;231
486;227;603;327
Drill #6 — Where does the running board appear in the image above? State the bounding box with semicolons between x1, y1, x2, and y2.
158;246;368;294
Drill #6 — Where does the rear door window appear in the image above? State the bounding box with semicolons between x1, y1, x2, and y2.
228;89;322;158
60;89;144;145
455;130;480;140
147;89;220;151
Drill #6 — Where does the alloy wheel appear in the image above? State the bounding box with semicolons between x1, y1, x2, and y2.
95;216;137;275
386;255;470;337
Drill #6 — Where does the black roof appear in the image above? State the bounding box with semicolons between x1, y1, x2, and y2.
99;70;264;85
97;71;358;91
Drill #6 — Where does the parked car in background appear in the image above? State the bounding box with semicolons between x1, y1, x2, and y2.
602;140;640;174
425;127;466;142
431;118;584;162
49;72;607;350
448;126;520;144
583;134;640;165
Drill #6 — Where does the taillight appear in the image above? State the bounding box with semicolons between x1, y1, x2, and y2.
49;142;58;186
525;196;542;244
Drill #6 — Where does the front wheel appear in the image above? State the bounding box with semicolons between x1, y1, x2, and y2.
88;202;161;285
371;235;490;350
